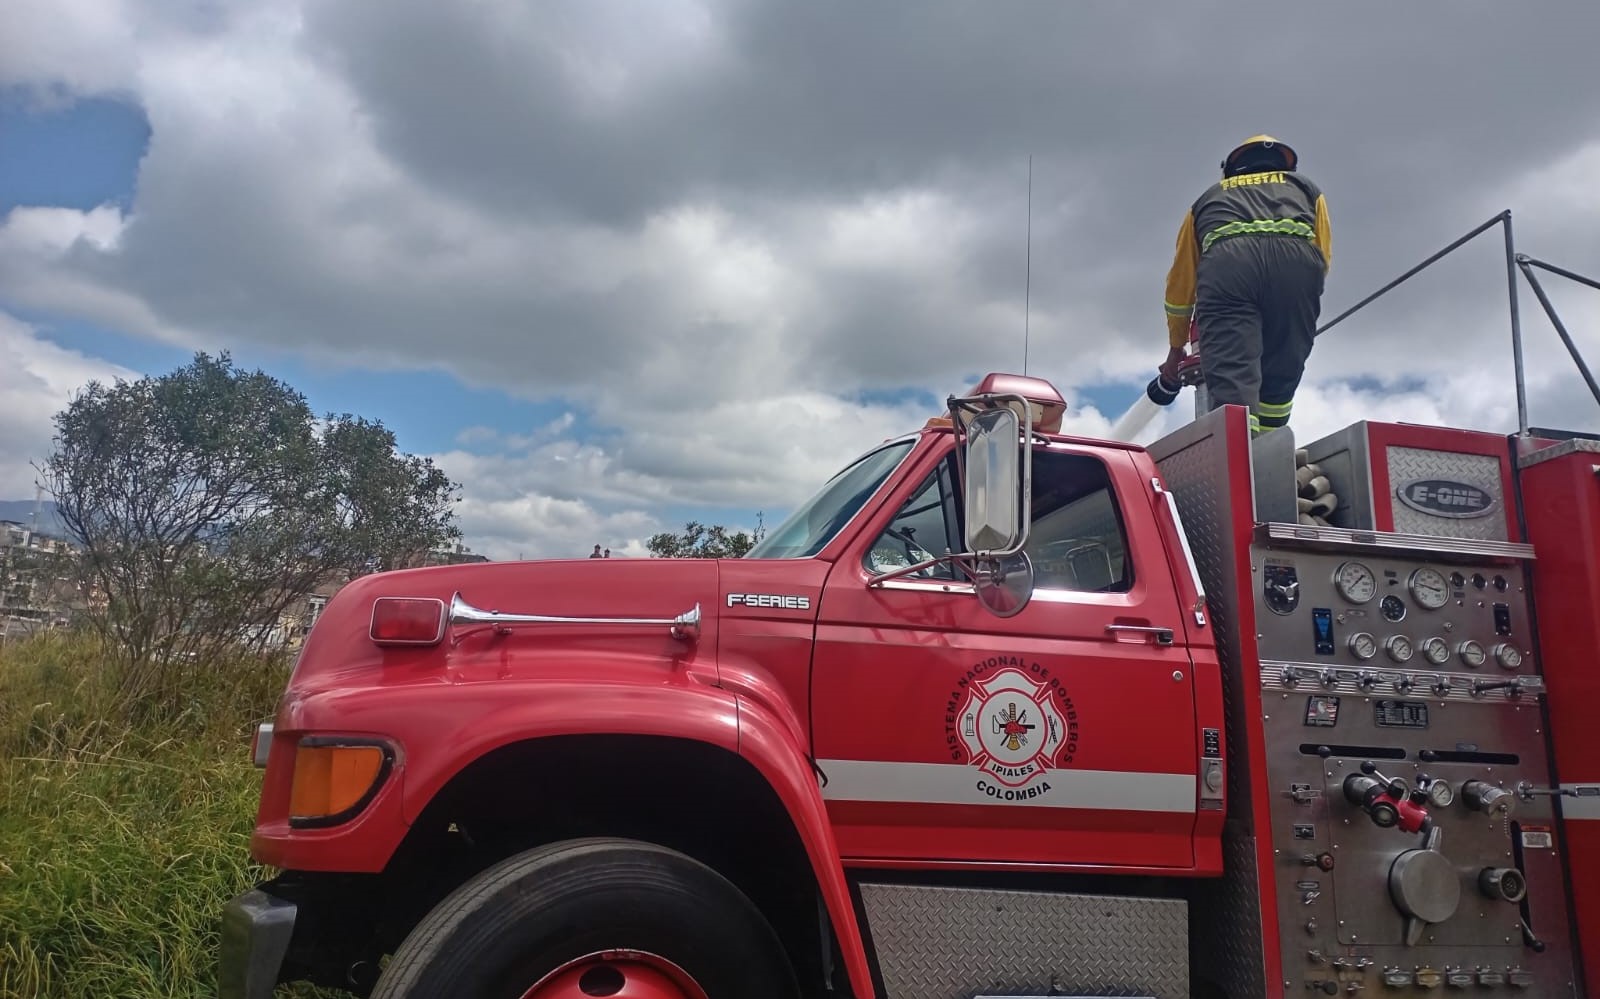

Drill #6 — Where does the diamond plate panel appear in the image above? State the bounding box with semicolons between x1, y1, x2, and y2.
858;882;1188;999
1149;411;1254;818
1386;446;1507;541
1518;435;1600;467
1150;412;1271;999
1188;831;1269;999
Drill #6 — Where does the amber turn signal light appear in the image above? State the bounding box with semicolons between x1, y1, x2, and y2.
288;739;393;828
369;596;448;646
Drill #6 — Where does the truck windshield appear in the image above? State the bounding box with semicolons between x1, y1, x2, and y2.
745;438;916;559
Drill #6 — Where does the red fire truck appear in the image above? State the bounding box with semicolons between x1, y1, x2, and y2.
219;369;1599;999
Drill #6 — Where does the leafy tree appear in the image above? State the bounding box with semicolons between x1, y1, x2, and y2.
38;351;460;704
645;516;764;559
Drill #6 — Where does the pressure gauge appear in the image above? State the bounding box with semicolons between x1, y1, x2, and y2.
1408;567;1450;610
1381;595;1407;623
1386;635;1414;664
1427;779;1455;808
1494;643;1524;670
1348;632;1378;661
1421;636;1451;665
1457;640;1487;668
1334;561;1377;604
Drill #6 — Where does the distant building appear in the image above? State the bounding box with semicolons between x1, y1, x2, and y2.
268;542;490;649
0;521;493;649
423;543;492;567
0;521;81;641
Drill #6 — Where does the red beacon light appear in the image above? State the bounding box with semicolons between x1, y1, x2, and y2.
964;372;1067;435
369;596;448;646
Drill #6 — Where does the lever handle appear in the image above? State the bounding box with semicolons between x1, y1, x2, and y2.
1519;917;1547;953
1473;678;1522;696
1516;780;1577;800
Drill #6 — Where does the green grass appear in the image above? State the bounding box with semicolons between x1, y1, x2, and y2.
0;632;343;999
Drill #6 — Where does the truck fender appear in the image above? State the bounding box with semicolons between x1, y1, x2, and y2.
391;679;876;998
735;692;876;999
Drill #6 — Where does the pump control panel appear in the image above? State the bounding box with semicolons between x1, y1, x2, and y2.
1250;531;1577;996
1255;547;1535;683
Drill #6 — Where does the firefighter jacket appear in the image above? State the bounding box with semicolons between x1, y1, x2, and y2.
1162;171;1332;347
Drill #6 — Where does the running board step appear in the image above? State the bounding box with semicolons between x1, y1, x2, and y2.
858;882;1187;999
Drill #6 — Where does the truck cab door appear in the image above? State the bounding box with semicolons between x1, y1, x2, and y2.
811;440;1200;870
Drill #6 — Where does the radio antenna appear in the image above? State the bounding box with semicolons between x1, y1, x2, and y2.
1023;154;1033;375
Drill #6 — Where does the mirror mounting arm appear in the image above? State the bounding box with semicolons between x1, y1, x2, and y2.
868;552;995;588
866;555;959;587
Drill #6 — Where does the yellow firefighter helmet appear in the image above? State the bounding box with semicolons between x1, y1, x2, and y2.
1222;134;1298;175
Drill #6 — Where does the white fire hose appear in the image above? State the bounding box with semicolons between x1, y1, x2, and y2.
1107;392;1165;442
1297;448;1337;526
1110;352;1338;526
1107;391;1338;526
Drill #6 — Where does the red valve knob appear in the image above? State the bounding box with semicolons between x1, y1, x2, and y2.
1344;771;1433;835
1392;796;1430;834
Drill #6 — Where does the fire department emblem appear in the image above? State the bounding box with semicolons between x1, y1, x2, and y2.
957;667;1068;788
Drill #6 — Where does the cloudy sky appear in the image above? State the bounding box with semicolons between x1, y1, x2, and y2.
3;0;1598;559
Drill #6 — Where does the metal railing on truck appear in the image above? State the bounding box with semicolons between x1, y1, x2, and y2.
1314;209;1600;438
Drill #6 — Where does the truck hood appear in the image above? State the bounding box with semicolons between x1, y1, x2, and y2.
289;556;726;692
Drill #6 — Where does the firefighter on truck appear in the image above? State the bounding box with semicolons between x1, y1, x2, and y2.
221;373;1596;999
1160;134;1332;436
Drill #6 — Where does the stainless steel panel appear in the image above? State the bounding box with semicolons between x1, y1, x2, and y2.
1304;424;1377;531
1251;538;1580;998
1252;426;1300;526
1258;699;1579;996
858;882;1188;999
1152;416;1578;996
1257;523;1535;562
1249;547;1539;682
1388;446;1509;542
1261;666;1544;702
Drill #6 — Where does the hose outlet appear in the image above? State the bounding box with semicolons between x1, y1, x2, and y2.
1479;867;1528;903
1463;779;1516;818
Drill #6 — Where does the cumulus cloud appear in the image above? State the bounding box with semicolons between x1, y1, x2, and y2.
0;0;138;101
0;311;139;497
1;0;1598;556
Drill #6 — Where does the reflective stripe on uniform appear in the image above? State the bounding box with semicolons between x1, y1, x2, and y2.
1202;218;1316;252
1258;399;1293;429
1164;300;1192;317
815;759;1197;813
1247;411;1262;433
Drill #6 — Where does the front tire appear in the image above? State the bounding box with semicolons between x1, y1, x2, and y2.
370;837;801;999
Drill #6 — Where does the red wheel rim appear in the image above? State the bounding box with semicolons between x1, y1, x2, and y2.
518;950;711;999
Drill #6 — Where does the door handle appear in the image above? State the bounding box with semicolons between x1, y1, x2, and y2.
1105;624;1175;645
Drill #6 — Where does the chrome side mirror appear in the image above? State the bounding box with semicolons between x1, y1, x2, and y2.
963;407;1024;554
961;405;1035;618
